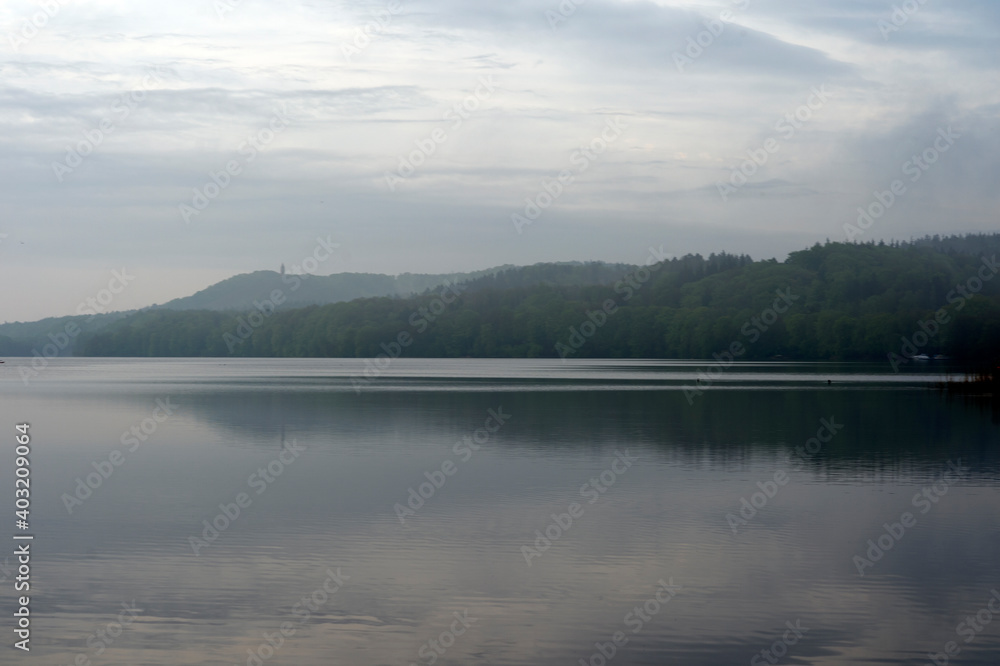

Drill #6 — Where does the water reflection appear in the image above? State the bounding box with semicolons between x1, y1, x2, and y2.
0;359;997;665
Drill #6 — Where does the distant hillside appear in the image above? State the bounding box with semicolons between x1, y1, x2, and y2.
156;268;515;312
0;311;133;357
0;268;511;355
75;234;1000;362
0;262;636;356
461;262;644;292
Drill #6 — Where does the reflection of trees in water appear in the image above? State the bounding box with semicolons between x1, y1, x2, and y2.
941;389;1000;426
168;387;1000;478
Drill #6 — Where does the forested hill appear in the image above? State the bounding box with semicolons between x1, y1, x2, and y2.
156;267;513;311
0;261;632;355
157;261;656;313
76;235;1000;361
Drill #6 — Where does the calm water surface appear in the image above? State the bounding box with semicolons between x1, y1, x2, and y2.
1;359;998;665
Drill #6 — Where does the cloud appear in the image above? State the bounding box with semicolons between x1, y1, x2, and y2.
0;0;996;320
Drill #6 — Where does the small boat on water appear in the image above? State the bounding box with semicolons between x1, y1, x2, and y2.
912;354;931;361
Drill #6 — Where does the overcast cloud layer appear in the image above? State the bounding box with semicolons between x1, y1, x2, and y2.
1;0;997;321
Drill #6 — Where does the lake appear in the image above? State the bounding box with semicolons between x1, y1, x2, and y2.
1;358;998;665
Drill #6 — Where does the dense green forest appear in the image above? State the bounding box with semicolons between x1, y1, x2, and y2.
75;235;1000;362
0;311;133;356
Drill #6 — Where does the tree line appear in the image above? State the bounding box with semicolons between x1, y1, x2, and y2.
76;236;1000;362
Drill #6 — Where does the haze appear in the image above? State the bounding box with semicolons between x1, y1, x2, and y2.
1;0;998;321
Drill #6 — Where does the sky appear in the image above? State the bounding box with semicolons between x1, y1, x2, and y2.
0;0;998;322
